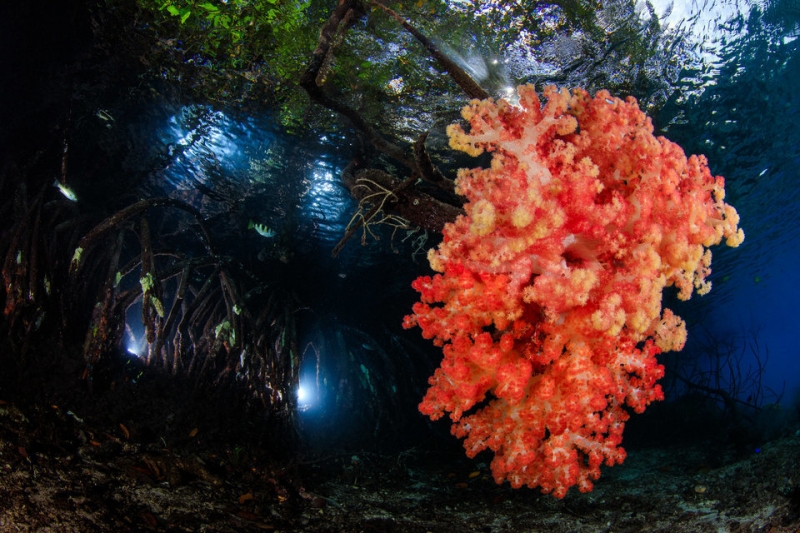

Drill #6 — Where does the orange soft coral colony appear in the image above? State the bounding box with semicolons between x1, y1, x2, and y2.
403;84;743;498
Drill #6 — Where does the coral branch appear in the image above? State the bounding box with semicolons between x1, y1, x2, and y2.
405;85;743;498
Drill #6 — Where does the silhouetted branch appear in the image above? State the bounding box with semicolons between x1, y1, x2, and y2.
414;132;453;193
370;0;490;100
299;0;416;170
69;198;213;275
301;0;496;255
674;326;785;423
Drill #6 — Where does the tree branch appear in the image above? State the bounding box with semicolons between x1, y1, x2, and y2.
370;1;490;100
299;0;417;170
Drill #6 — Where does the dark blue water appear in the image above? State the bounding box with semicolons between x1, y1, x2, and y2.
655;1;800;405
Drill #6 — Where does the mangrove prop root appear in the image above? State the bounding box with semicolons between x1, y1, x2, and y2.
70;198;214;275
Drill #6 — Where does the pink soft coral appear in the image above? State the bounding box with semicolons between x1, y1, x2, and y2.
404;85;743;498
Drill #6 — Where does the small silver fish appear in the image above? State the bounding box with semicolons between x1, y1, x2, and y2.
95;109;115;122
54;179;78;202
248;220;276;238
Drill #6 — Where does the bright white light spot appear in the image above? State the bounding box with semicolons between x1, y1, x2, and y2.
297;376;317;411
311;170;336;194
126;341;145;358
297;384;308;403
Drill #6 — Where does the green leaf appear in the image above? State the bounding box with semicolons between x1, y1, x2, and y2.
180;9;191;23
166;5;180;16
151;296;165;318
139;272;155;293
198;2;219;11
71;247;84;269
